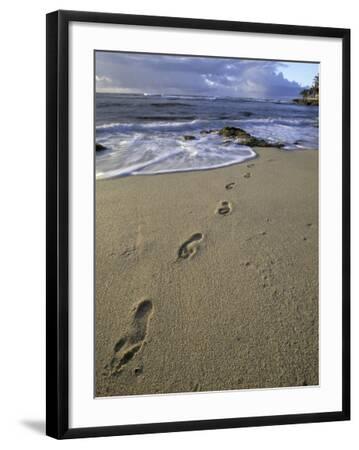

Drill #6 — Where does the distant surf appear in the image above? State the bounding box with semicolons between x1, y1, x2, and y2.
96;93;318;179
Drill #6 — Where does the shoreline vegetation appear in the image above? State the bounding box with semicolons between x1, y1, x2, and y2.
95;146;319;397
293;75;319;106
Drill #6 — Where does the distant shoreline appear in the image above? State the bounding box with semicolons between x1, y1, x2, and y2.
293;97;319;106
96;91;311;103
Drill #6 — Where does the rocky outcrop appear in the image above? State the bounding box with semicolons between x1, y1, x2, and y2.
183;135;196;141
96;143;107;151
215;127;284;148
218;126;249;138
200;129;216;135
293;98;318;106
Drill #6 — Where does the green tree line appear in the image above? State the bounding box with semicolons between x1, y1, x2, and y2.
300;74;319;99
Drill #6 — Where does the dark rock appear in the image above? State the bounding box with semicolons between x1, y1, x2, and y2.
183;135;196;141
96;142;107;151
246;137;284;148
218;126;250;139
293;98;319;106
218;127;284;148
201;126;284;148
200;129;216;134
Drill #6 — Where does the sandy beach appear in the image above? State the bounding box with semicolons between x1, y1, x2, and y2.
95;147;318;397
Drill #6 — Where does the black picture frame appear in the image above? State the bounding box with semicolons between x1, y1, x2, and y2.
46;9;350;439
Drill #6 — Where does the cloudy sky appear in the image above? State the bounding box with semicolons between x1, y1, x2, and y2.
96;52;318;99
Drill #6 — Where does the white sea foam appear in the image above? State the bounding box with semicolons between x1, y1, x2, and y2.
96;119;207;134
96;133;256;179
95;93;318;178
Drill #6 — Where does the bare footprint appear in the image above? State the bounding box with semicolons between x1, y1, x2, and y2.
225;182;235;190
178;233;204;260
217;200;232;216
243;172;251;178
105;299;153;376
247;163;255;168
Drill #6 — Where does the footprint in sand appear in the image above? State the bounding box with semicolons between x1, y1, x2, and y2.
178;233;204;260
106;299;153;376
217;200;232;216
243;172;251;178
225;182;235;190
247;163;255;168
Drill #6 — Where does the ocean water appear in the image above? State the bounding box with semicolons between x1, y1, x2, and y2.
96;93;319;179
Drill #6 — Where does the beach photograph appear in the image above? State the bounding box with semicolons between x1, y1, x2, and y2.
95;51;319;398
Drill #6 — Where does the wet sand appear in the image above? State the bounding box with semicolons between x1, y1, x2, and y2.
95;147;319;397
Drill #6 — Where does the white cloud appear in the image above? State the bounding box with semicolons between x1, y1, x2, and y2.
95;52;318;98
